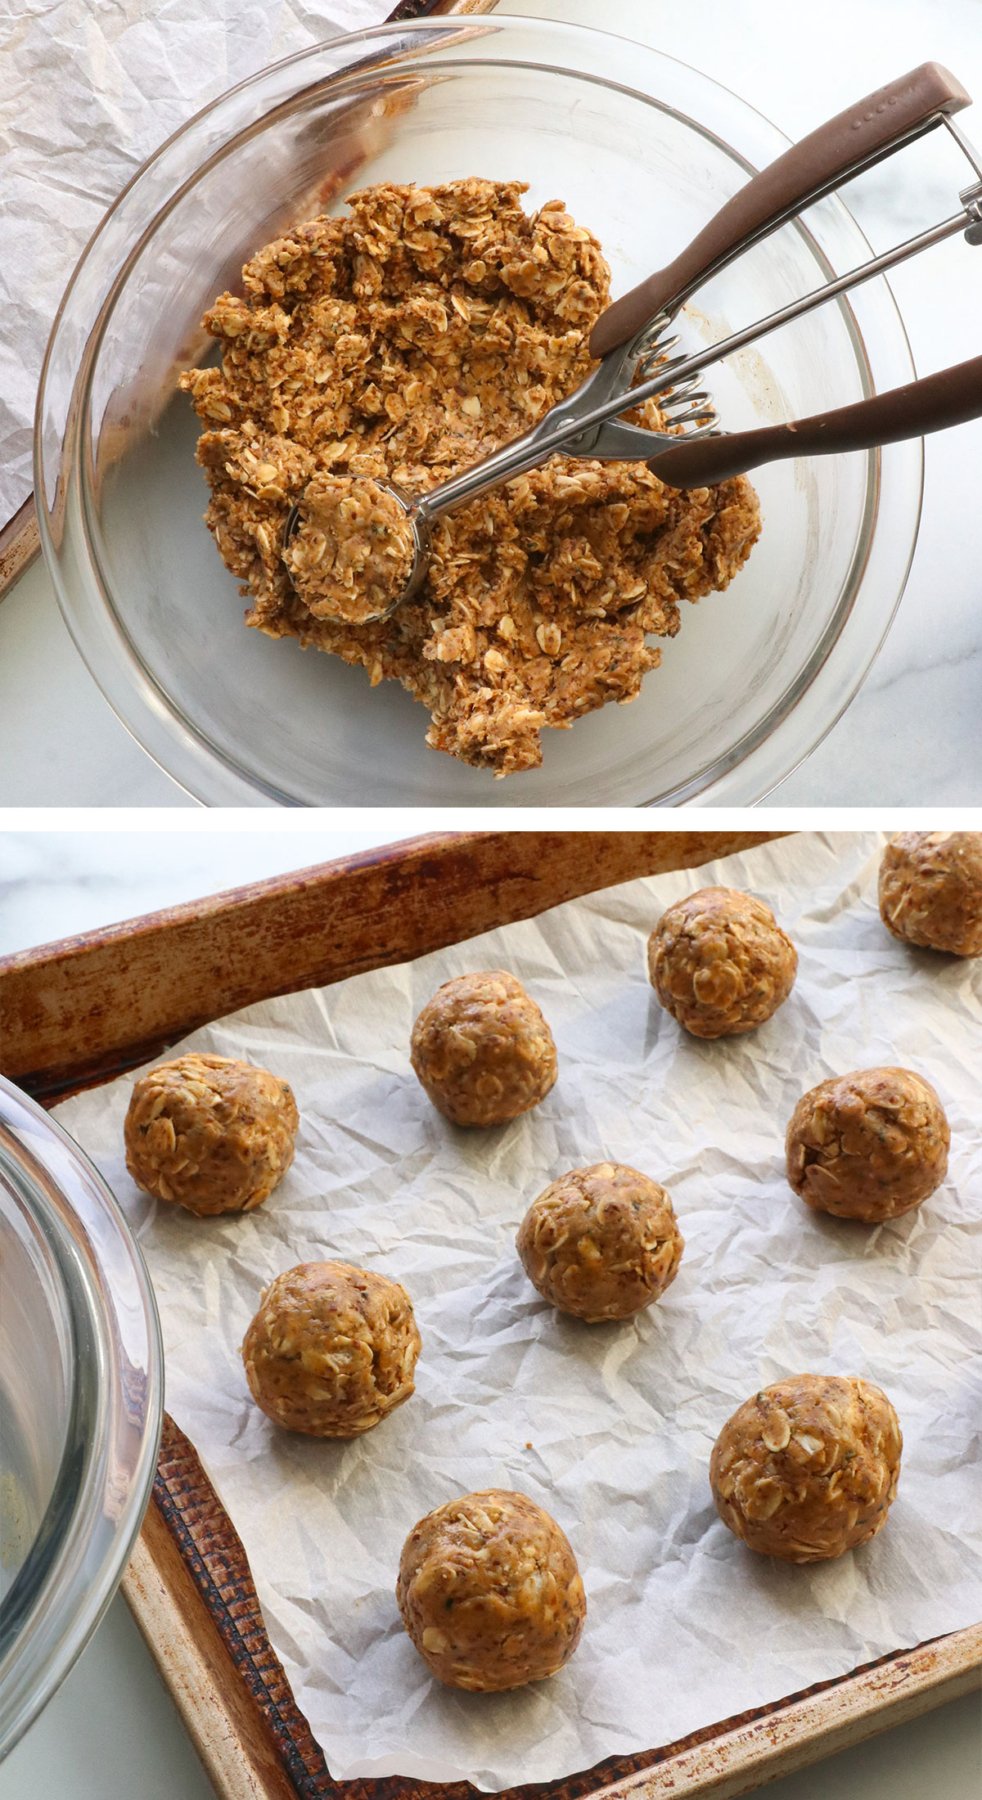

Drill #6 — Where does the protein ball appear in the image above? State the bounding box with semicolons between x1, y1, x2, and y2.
517;1162;683;1321
124;1053;299;1217
410;970;557;1127
396;1489;586;1691
242;1260;420;1437
647;887;797;1039
284;473;415;626
879;831;982;957
786;1066;949;1223
710;1374;902;1562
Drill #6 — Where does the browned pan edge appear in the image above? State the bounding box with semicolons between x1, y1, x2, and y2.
0;497;40;601
1;832;787;1097
135;1416;980;1800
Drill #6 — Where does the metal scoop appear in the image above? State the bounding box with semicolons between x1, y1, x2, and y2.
283;62;981;623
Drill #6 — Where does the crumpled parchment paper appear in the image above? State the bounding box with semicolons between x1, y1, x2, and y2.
54;833;982;1790
1;0;394;525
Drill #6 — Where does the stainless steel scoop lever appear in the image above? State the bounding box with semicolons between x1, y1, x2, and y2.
283;63;973;622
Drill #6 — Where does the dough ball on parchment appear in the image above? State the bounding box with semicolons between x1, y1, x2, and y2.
396;1489;586;1691
410;970;557;1127
124;1052;299;1217
647;887;797;1039
879;831;982;957
516;1162;683;1321
786;1066;949;1223
242;1260;420;1436
710;1374;902;1563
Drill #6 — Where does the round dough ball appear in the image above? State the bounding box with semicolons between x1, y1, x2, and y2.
284;474;416;626
396;1489;586;1691
124;1053;298;1217
710;1374;902;1562
410;971;557;1127
786;1066;949;1222
647;887;797;1039
242;1260;420;1436
516;1162;683;1321
879;831;982;957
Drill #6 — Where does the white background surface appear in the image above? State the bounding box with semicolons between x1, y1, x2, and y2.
3;0;982;806
0;825;979;1797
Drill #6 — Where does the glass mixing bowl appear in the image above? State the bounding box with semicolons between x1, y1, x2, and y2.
0;1076;162;1759
37;16;921;805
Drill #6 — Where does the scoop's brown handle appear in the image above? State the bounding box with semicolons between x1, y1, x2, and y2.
590;62;971;360
647;354;982;488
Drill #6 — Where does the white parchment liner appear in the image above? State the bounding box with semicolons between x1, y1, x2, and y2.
54;832;982;1789
1;0;389;523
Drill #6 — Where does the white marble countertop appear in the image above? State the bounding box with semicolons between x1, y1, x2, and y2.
3;0;982;806
1;827;980;1798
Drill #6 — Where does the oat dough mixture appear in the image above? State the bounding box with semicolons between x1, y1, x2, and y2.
124;1053;299;1217
516;1162;684;1321
710;1375;903;1564
647;886;797;1039
410;969;557;1127
785;1066;950;1223
180;179;761;775
397;1489;586;1691
241;1260;421;1438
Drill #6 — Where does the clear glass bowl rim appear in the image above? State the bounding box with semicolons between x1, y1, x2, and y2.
0;1075;163;1761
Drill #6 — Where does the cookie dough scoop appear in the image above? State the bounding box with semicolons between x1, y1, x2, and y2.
281;66;982;624
283;474;417;625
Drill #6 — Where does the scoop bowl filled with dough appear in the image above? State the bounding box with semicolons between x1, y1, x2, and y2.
37;16;921;806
